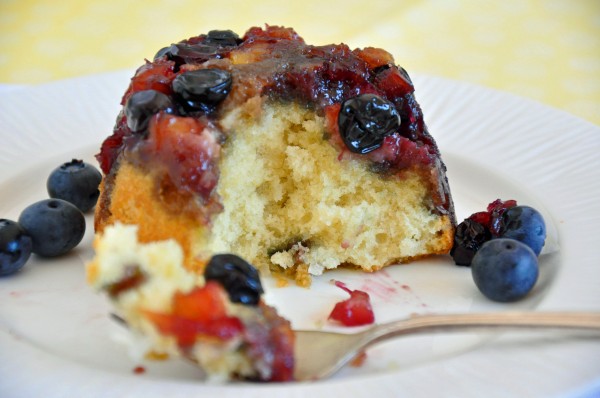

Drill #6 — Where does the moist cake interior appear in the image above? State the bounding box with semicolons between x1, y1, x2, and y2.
210;101;451;283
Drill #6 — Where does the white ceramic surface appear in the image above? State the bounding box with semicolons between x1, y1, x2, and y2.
0;71;599;398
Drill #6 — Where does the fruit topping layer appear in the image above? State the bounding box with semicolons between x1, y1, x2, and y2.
97;25;451;214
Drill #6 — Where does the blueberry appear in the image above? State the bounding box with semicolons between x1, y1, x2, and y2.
204;254;264;305
155;43;219;64
450;219;491;266
125;90;174;133
172;69;232;113
498;206;546;256
205;30;242;46
18;199;85;257
338;94;400;154
0;219;32;276
47;159;102;212
471;239;538;302
153;46;173;60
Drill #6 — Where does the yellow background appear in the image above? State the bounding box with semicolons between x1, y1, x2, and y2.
0;0;598;125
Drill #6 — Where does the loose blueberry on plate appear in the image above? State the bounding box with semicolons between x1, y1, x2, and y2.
18;199;85;257
204;253;264;305
172;69;232;113
125;90;175;133
497;205;546;256
0;219;33;276
47;159;103;212
471;238;538;302
338;94;400;154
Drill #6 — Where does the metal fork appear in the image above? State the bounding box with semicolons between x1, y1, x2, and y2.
293;311;600;381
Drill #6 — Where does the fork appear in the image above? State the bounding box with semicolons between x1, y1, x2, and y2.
293;311;600;381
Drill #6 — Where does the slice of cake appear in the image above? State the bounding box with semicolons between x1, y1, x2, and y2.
94;25;455;286
87;223;294;381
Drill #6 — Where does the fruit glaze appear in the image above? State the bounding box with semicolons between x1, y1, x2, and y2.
97;25;453;220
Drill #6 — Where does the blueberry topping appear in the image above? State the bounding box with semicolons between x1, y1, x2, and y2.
498;206;546;256
450;219;491;266
338;94;400;154
156;43;220;64
205;30;242;46
125;90;174;133
47;159;102;212
0;219;32;276
204;254;264;305
153;46;172;60
18;199;85;257
172;69;232;113
471;239;539;302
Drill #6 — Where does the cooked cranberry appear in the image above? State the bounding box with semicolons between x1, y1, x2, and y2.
487;199;518;236
172;69;232;113
124;90;174;133
338;94;400;154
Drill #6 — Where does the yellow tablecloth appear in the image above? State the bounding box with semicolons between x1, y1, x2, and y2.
1;0;598;125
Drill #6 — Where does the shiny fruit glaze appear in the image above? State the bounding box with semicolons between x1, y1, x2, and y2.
97;25;451;214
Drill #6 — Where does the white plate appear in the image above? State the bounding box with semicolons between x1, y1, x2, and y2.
1;71;599;398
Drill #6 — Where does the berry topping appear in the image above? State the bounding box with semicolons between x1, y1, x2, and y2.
204;254;264;305
144;282;244;347
125;90;175;133
486;198;518;236
498;206;546;256
328;281;375;326
18;199;85;257
172;69;232;113
46;159;103;212
338;94;400;154
0;219;32;276
451;198;518;266
471;239;539;302
205;29;242;46
450;219;491;266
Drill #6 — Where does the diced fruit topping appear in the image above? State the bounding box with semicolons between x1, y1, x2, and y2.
204;254;264;305
18;199;85;257
144;113;221;201
450;219;491;266
144;282;244;346
471;239;539;302
328;281;375;326
172;69;232;113
0;219;32;276
498;206;546;256
124;60;176;102
124;90;174;133
338;94;401;154
486;198;518;236
46;159;102;212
